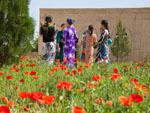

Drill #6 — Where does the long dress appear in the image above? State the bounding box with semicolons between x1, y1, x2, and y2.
56;30;64;62
85;33;97;66
95;29;109;63
63;25;78;68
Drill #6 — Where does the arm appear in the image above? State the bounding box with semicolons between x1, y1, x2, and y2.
93;34;97;46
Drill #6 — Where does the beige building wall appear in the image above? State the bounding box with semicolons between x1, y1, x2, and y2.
39;8;150;61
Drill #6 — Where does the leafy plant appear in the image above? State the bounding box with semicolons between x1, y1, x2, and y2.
111;21;131;62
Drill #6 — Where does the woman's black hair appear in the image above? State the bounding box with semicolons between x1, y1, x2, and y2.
88;24;94;36
101;19;109;31
61;23;65;27
45;16;52;23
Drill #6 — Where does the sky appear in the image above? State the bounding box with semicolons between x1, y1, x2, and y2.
29;0;150;35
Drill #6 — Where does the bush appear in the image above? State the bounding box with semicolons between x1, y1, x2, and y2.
111;21;131;62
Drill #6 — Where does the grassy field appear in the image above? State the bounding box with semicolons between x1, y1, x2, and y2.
0;57;149;113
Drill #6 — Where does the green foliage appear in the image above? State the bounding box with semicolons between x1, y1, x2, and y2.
0;0;34;65
31;38;38;52
111;21;131;62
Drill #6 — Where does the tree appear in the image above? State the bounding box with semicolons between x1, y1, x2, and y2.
111;21;131;62
0;0;34;65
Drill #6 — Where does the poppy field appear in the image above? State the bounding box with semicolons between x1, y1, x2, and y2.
0;57;150;113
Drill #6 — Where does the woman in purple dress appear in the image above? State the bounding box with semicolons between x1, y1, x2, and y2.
63;18;78;68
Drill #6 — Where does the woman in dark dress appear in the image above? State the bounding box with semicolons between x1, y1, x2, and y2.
56;23;66;62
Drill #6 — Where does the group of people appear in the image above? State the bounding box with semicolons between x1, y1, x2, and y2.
40;16;112;68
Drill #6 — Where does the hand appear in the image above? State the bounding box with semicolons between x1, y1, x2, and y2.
58;47;60;53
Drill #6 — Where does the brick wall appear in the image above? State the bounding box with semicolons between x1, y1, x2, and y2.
39;8;150;61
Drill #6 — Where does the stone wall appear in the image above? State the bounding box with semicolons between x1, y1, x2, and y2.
39;8;150;61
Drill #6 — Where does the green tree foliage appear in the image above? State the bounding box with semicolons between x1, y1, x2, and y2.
111;21;131;62
0;0;34;65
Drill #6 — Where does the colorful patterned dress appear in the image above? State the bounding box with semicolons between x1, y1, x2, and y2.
95;29;109;63
63;25;78;68
85;33;97;66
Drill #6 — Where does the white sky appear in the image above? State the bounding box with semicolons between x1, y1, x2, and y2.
29;0;150;34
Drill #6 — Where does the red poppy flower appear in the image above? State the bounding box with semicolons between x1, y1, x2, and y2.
1;97;15;108
130;78;138;85
38;96;55;105
30;92;44;101
92;75;102;82
72;106;86;113
129;94;143;103
0;72;3;76
51;67;58;72
30;63;36;67
84;64;89;68
33;76;39;79
113;68;118;73
20;64;25;67
1;97;8;103
118;96;131;107
19;79;24;83
106;100;113;107
95;98;105;104
60;65;67;70
56;81;73;91
65;71;70;76
110;73;121;81
19;92;31;99
0;105;10;113
24;71;29;75
30;71;36;75
10;65;20;73
15;68;20;73
6;76;13;80
77;67;82;73
135;84;149;92
7;101;15;108
72;70;77;75
87;82;97;89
